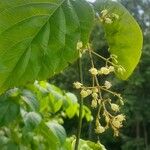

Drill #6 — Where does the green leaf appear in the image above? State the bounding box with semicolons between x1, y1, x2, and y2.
39;123;59;150
64;92;78;118
95;0;143;80
77;140;106;150
86;141;107;150
21;90;39;111
66;138;106;150
23;112;42;131
62;137;75;150
4;142;19;150
0;0;94;93
65;92;78;104
49;93;63;113
83;106;93;122
44;82;64;113
0;135;9;146
40;121;66;150
6;88;20;97
0;97;20;126
46;121;66;145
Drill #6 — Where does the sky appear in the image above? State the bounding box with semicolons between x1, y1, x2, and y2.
87;0;117;2
87;0;96;2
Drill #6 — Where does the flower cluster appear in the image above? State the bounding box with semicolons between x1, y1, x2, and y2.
100;9;119;24
102;98;126;136
111;114;126;136
73;78;125;136
74;43;126;137
89;66;115;76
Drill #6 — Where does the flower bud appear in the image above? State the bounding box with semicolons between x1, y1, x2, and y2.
105;17;113;24
80;89;88;98
99;67;110;75
112;119;121;128
95;125;105;134
92;87;99;93
92;92;98;99
104;81;112;89
109;66;115;72
112;114;125;129
116;114;126;122
98;99;102;104
86;89;92;95
89;68;98;75
91;99;97;108
111;103;120;112
73;82;82;89
112;13;119;20
101;9;108;17
77;41;83;50
105;116;110;123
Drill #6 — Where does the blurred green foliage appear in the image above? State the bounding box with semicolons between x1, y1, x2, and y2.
0;81;93;149
50;0;150;149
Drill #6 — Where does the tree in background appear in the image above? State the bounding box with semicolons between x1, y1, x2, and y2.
0;0;143;149
118;0;150;149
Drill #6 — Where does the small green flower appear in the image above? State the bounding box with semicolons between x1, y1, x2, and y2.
89;68;98;75
73;81;82;89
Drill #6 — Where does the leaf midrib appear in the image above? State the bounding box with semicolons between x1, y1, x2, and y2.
1;0;66;89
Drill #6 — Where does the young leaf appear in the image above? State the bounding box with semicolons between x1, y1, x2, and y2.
21;90;40;111
64;92;78;118
0;0;94;93
23;112;42;131
40;121;66;150
94;0;143;80
49;93;63;113
46;121;67;145
70;139;106;150
86;141;107;150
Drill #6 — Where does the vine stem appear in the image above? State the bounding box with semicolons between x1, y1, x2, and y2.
91;51;118;67
88;48;103;141
74;54;84;150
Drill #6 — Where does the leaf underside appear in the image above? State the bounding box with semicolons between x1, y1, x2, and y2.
95;0;143;80
0;0;94;93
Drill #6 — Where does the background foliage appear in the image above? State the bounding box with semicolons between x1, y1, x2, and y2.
0;0;147;149
0;81;94;150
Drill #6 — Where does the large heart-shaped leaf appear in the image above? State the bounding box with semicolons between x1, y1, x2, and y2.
95;0;143;80
0;0;94;93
